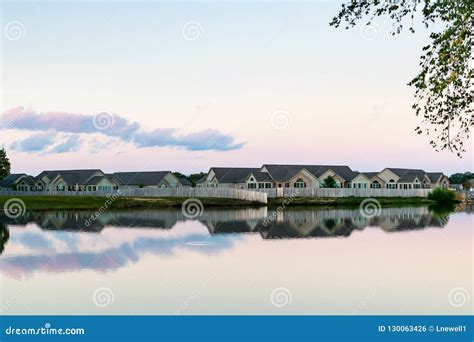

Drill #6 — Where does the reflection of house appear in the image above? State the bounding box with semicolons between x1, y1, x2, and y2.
1;209;179;232
258;207;445;239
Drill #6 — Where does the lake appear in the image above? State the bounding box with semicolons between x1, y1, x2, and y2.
0;205;472;315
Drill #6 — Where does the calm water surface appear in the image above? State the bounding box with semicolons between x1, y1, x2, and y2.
0;206;472;315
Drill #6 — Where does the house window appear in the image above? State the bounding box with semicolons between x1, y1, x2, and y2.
265;183;272;188
285;183;290;188
371;181;381;189
414;184;421;189
247;183;257;189
387;180;397;189
57;184;65;191
294;179;306;188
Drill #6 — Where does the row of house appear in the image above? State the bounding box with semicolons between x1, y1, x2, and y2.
0;170;192;192
195;165;450;190
0;165;449;192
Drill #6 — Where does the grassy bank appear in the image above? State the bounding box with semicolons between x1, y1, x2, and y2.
0;196;262;211
0;195;444;211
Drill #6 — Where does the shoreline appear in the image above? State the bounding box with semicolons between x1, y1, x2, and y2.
0;195;443;211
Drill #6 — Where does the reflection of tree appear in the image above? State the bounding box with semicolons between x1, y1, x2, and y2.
323;218;337;232
0;223;9;255
428;203;456;219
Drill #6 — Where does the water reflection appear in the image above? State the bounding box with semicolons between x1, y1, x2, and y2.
0;205;466;278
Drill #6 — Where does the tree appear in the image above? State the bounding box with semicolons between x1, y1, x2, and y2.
322;176;337;188
174;172;207;186
188;172;207;186
0;148;11;180
331;1;473;156
0;223;9;255
449;171;473;184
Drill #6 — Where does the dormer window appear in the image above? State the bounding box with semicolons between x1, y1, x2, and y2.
294;179;306;188
387;179;397;189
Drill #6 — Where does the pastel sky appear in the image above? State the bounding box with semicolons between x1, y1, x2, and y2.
1;1;472;175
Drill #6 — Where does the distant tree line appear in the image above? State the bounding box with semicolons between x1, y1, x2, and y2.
449;171;473;190
173;172;207;186
449;172;473;185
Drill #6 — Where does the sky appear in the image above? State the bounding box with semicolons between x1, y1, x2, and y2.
1;0;472;175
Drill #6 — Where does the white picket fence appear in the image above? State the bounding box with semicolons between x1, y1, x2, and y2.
258;187;432;198
0;187;433;202
0;188;269;204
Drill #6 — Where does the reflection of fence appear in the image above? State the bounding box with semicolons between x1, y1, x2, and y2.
456;190;474;201
0;188;268;204
258;187;432;198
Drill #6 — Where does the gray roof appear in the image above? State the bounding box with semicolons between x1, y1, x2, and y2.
36;169;103;185
113;171;172;186
83;174;121;186
196;175;207;184
344;171;366;181
361;172;380;179
210;167;261;183
0;174;35;187
426;172;444;183
386;168;427;183
248;171;272;182
262;164;355;181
